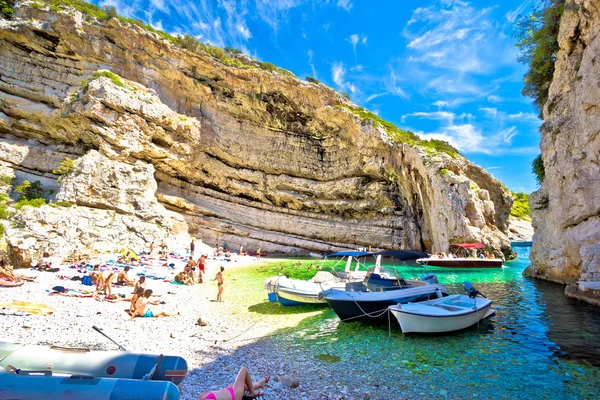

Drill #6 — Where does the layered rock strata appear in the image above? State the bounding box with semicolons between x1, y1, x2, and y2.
0;3;514;264
528;0;600;305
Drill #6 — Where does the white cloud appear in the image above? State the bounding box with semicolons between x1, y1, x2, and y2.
507;111;539;122
149;0;169;14
347;34;367;55
418;124;520;155
506;0;532;23
399;0;523;104
331;62;359;95
480;107;498;118
332;62;346;86
433;100;449;108
402;111;456;124
366;92;387;103
337;0;353;12
307;49;313;63
487;95;503;103
387;66;409;99
236;23;252;39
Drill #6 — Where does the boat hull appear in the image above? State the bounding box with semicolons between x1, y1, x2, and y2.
417;258;503;268
264;274;344;306
323;285;448;323
276;287;328;306
0;343;188;384
388;296;494;333
0;370;180;400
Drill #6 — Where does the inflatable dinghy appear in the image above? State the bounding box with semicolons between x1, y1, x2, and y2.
0;342;188;385
0;369;180;400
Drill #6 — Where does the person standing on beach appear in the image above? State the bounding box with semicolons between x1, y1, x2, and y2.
149;241;154;255
190;240;195;257
256;247;261;261
197;255;206;283
215;266;225;302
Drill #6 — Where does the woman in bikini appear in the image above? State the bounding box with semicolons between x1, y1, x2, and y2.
215;266;224;302
198;366;268;400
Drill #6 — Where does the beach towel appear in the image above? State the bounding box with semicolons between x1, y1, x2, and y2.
169;280;186;285
121;248;139;261
0;301;54;315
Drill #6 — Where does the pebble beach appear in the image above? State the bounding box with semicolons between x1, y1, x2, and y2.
0;251;352;400
2;248;600;400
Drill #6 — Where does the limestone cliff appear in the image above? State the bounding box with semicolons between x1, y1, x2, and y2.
0;2;514;264
528;0;600;304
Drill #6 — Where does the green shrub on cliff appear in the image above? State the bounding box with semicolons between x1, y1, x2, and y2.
306;76;320;84
337;105;461;158
90;70;125;88
14;198;46;210
45;0;107;20
532;154;545;185
15;180;45;200
0;0;15;19
510;191;531;220
53;157;74;182
515;0;565;113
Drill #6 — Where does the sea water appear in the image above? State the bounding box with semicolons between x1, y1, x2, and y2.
233;248;600;398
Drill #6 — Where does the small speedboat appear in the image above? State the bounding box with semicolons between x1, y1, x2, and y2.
417;243;503;268
388;282;495;333
264;252;369;306
321;250;448;323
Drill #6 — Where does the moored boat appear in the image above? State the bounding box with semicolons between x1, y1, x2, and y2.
321;250;448;323
417;243;503;268
264;252;370;306
388;282;495;333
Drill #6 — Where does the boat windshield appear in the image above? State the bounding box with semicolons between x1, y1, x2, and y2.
318;252;371;276
356;253;424;280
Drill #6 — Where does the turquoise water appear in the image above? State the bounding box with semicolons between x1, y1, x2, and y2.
267;248;600;398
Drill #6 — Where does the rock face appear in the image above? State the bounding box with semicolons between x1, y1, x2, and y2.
0;3;514;264
508;216;534;242
528;0;600;304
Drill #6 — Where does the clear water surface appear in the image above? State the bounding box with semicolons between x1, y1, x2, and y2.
237;247;600;399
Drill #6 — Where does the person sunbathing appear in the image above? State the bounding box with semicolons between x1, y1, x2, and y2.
0;259;35;284
130;289;173;319
174;271;192;285
198;367;268;400
117;266;135;286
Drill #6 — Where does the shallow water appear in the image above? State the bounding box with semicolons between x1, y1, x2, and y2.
239;248;600;399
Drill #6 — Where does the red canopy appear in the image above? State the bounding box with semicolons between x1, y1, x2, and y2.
450;243;485;249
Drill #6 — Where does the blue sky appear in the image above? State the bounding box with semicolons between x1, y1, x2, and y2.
94;0;541;193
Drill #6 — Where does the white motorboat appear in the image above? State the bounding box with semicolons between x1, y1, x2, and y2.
321;250;448;322
388;282;495;333
264;253;368;306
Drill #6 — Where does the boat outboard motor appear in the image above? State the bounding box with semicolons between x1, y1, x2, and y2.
464;281;486;298
420;273;439;285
